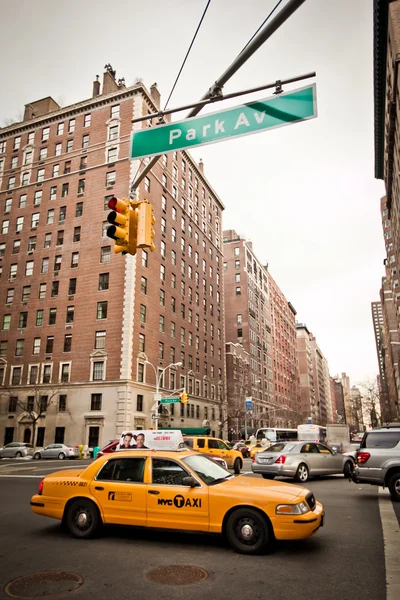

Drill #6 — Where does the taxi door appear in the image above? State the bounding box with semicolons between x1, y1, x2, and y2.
146;457;209;531
89;456;147;526
206;439;233;467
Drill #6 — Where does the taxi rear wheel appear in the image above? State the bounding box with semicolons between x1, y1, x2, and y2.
226;508;271;555
66;499;101;539
233;458;242;474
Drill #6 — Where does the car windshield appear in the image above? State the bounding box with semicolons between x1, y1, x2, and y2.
264;443;296;453
182;455;234;485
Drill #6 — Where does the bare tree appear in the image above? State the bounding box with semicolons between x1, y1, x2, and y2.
357;380;382;428
1;384;65;446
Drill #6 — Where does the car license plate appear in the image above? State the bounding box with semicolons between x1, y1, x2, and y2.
260;458;272;464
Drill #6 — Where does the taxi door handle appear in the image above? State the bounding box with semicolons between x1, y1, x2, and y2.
148;490;160;495
95;486;104;491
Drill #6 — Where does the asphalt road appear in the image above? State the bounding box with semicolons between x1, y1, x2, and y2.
0;458;388;600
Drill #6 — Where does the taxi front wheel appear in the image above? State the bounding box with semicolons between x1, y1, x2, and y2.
66;499;101;539
226;508;271;555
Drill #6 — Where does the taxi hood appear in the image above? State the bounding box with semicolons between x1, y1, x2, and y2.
219;475;307;500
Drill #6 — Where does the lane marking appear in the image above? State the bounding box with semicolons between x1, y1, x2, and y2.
378;487;400;600
0;475;43;479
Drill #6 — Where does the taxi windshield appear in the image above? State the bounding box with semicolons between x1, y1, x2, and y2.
182;455;234;485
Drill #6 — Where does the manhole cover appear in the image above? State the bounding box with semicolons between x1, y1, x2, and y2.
146;564;208;586
5;572;83;598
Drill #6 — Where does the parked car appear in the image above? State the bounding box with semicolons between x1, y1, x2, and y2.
251;441;354;482
0;442;35;459
232;442;250;458
352;425;400;501
33;444;80;460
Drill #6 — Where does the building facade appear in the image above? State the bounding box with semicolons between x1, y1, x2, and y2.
225;341;251;439
296;323;316;423
0;67;226;447
223;230;273;430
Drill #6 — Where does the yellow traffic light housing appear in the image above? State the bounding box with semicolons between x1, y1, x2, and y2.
107;197;138;256
137;201;156;252
180;391;188;404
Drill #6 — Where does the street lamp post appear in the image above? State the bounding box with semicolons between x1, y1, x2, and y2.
144;360;182;431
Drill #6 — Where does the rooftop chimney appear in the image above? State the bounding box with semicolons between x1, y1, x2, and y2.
199;159;204;174
150;83;161;109
102;63;119;95
93;75;100;98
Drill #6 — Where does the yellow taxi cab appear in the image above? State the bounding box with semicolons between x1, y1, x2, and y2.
250;442;271;459
30;448;324;555
184;436;243;473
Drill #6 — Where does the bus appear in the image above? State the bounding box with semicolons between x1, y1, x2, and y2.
255;427;298;443
297;423;327;443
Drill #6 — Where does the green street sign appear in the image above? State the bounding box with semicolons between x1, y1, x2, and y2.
131;84;317;159
160;397;181;404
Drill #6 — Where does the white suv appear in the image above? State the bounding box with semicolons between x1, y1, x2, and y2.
352;425;400;501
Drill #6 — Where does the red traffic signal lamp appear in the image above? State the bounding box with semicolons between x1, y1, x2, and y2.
107;197;138;255
137;201;156;252
180;391;188;404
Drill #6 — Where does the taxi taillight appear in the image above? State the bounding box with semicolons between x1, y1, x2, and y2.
38;479;44;495
275;455;287;464
357;452;370;464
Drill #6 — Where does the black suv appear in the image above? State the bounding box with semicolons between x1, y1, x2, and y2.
352;424;400;501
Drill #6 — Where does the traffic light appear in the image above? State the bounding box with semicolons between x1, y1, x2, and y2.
106;197;138;255
137;201;156;252
180;391;188;404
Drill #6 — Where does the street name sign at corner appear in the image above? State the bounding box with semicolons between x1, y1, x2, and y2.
160;397;181;404
130;83;317;159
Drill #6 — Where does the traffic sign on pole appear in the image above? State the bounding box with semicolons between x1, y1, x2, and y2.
131;84;317;159
160;397;181;404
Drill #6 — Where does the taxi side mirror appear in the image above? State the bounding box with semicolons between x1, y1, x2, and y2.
182;476;200;488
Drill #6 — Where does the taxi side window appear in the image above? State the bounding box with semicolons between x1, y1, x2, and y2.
217;441;228;450
152;458;190;486
197;439;205;448
97;458;145;483
208;439;219;449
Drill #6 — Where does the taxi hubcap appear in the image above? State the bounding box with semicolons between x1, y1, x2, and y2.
241;524;254;540
236;517;260;545
76;510;90;529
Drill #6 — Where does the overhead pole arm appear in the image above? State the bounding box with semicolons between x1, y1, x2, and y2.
131;0;307;191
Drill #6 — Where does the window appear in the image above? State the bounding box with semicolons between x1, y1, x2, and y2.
33;337;41;355
15;339;24;356
8;176;16;189
142;250;148;268
98;456;146;483
100;246;111;263
107;147;117;162
45;336;54;353
55;143;62;156
41;258;49;274
22;286;31;302
19;194;27;208
57;122;64;135
152;458;189;486
68;119;75;133
58;395;67;411
48;308;57;325
6;288;15;304
38;284;46;300
159;315;165;332
97;301;108;319
56;229;64;245
109;125;119;140
63;334;72;352
140;304;146;323
21;172;29;185
62;183;69;197
93;361;105;381
66;140;73;153
159;342;164;360
160;289;165;306
25;260;34;276
91;393;102;411
47;210;55;225
50;186;57;201
73;226;81;242
160;264;165;281
29;368;38;385
8;396;18;412
68;278;77;295
66;306;74;323
11;367;22;385
138;333;145;352
236;287;241;295
141;276;147;295
37;168;45;182
160;240;166;258
111;105;120;118
31;212;39;229
75;202;83;217
84;113;91;127
162;195;167;212
138;363;144;382
98;272;109;291
2;220;9;235
59;206;66;222
80;156;87;170
78;179;85;194
137;394;143;411
14;136;21;150
0;140;6;153
15;216;24;233
171;322;176;338
71;252;79;268
51;280;59;297
106;171;116;186
39;147;47;161
144;176;150;192
42;365;51;384
53;164;59;177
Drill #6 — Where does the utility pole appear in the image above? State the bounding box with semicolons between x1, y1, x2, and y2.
132;0;307;190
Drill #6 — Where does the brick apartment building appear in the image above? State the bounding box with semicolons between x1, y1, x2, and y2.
222;230;273;431
225;341;251;439
0;66;226;448
296;323;317;422
267;272;301;427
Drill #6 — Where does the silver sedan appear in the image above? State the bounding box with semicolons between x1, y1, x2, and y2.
0;442;34;458
251;441;354;482
33;444;80;460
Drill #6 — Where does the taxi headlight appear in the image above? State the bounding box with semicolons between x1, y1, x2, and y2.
276;502;309;515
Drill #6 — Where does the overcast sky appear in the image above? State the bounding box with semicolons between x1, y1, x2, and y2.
0;0;385;386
